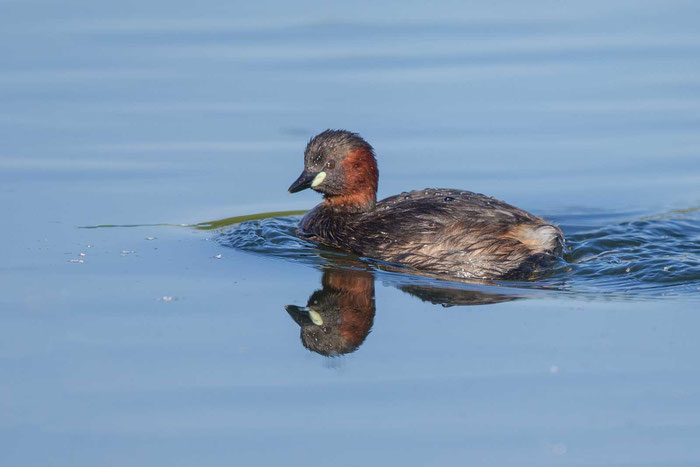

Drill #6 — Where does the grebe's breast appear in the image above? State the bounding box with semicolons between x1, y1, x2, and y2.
297;204;352;249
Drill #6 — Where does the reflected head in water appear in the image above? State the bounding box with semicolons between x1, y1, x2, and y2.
285;267;375;357
285;259;523;357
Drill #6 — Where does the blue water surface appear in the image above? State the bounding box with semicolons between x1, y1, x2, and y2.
1;1;699;465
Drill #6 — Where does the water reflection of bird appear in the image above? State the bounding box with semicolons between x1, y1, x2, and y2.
285;264;520;356
286;268;375;357
395;283;519;307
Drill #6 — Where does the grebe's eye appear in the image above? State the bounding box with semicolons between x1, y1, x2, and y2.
325;160;335;170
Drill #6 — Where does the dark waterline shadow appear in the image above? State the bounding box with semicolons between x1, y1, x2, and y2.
78;210;308;230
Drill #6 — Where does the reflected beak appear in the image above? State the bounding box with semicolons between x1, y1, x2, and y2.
285;305;314;326
288;170;316;193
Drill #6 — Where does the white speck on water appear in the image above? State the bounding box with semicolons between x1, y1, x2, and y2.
663;266;670;271
214;254;222;259
159;296;174;302
79;252;86;257
121;250;135;256
69;259;84;263
549;365;560;374
146;237;156;241
547;443;568;456
87;244;93;248
625;267;631;273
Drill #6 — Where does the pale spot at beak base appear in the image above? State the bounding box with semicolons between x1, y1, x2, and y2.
308;310;324;326
311;171;327;188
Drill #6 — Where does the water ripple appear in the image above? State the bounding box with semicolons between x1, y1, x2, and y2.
217;209;700;298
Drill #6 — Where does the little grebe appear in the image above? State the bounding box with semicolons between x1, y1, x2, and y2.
288;130;565;280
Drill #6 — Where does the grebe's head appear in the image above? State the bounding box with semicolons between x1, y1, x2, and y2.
288;129;378;210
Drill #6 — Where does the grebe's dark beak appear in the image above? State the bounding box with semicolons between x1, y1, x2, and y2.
288;169;316;193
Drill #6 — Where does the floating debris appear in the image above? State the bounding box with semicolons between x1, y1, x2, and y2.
146;237;156;241
79;252;86;257
158;296;174;302
69;259;84;264
120;250;135;256
214;254;222;259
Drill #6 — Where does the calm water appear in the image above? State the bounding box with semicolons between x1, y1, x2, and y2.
2;1;700;465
